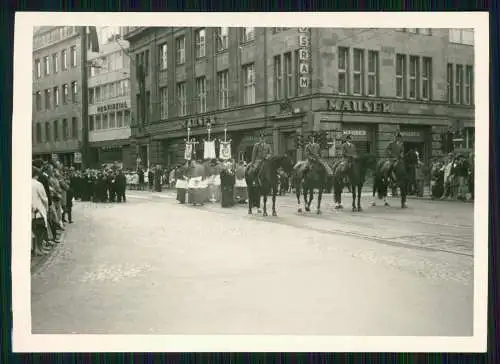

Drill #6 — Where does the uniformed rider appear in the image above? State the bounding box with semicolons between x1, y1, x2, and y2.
341;133;358;168
385;132;405;178
250;131;273;174
304;136;334;177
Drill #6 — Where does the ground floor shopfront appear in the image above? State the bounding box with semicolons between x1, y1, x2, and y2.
32;151;79;167
129;97;474;168
88;138;135;170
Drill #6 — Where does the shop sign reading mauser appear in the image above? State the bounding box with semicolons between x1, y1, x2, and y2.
298;27;310;89
326;99;392;113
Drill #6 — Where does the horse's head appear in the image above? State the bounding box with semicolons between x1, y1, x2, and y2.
404;149;419;167
359;153;378;170
270;155;294;175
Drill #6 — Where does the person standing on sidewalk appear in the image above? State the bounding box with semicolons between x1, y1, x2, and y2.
414;160;425;197
115;169;127;202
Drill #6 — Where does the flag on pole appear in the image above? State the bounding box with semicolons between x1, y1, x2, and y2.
219;141;231;160
87;26;99;53
184;143;193;161
204;140;216;160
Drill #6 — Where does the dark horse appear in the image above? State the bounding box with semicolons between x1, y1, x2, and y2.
245;155;294;216
372;149;419;208
292;160;332;214
332;154;377;212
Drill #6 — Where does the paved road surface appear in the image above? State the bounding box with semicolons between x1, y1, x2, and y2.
31;191;473;336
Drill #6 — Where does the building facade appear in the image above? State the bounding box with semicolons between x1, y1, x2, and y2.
124;27;475;167
87;26;134;168
32;26;83;165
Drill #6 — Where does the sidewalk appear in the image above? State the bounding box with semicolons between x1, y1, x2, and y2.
31;230;65;274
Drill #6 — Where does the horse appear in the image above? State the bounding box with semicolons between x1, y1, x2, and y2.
292;159;332;214
372;149;420;208
332;154;377;212
245;155;294;216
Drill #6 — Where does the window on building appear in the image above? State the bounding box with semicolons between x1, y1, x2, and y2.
62;84;68;104
274;55;282;100
216;27;229;51
422;57;432;100
465;127;475;149
196;77;207;113
144;50;149;75
109;111;116;128
35;91;42;111
160;87;168;119
177;82;187;116
53;120;59;141
353;49;364;95
62;49;68;70
95;86;101;103
89;88;94;104
447;63;454;103
71;81;78;103
145;91;150;122
89;115;94;131
136;93;141;122
406;28;417;33
36;123;42;143
159;43;168;70
53;86;59;107
409;56;419;99
465;65;474;105
116;111;123;127
455;64;463;104
44;56;50;75
218;70;229;109
241;27;255;43
396;54;406;98
62;118;68;140
124;110;131;126
95;114;101;130
338;47;349;95
449;29;474;45
102;113;109;129
124;79;129;95
242;63;256;105
71;117;78;138
195;28;206;59
367;50;379;97
284;52;293;98
176;36;186;65
52;53;59;73
419;28;432;35
45;122;50;142
35;59;41;78
44;89;51;110
70;46;77;67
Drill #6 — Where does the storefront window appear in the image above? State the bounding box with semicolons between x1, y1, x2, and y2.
109;111;116;128
95;114;101;130
102;113;108;129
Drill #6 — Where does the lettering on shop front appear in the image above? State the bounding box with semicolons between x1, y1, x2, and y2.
97;101;128;113
400;131;422;137
326;99;392;113
181;116;216;129
343;130;367;136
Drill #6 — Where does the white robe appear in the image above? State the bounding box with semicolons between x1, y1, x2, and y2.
32;179;48;227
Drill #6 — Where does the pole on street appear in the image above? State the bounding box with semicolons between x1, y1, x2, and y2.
80;26;90;169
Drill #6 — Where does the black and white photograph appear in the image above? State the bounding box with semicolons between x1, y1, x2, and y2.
13;12;488;352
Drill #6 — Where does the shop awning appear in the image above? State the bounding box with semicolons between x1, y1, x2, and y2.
89;138;131;149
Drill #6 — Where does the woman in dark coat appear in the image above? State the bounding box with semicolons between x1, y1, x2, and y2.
220;162;236;208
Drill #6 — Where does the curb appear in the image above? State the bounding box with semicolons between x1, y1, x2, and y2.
31;230;65;274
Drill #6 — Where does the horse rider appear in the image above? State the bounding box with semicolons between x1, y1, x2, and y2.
341;133;358;169
385;131;405;180
303;135;334;177
250;131;273;176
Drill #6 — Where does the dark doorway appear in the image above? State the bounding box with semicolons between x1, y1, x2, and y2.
403;142;425;162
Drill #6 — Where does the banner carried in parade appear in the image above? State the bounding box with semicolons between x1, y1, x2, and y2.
219;141;232;160
204;140;216;160
184;143;193;160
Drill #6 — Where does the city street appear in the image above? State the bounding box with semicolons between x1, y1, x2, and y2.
31;190;474;336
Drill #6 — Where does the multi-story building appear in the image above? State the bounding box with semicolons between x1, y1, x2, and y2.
123;27;474;167
32;26;83;165
87;26;133;168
